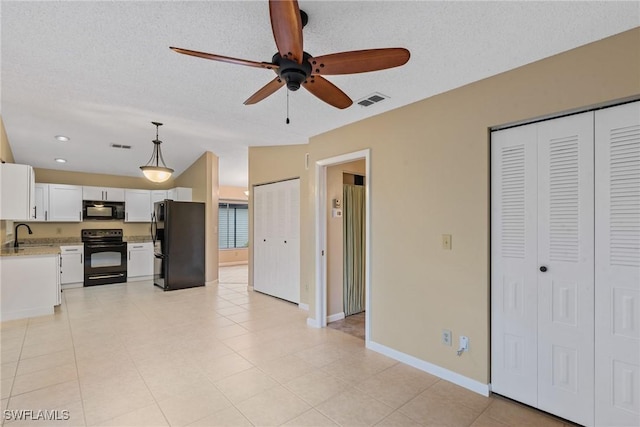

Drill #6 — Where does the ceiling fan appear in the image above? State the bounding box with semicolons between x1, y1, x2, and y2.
170;0;410;109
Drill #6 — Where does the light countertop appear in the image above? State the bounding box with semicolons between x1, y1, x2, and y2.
1;235;153;257
1;246;62;257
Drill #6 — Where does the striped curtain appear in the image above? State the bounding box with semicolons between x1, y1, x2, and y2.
343;184;366;316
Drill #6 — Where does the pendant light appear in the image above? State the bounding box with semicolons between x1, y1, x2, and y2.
140;121;173;183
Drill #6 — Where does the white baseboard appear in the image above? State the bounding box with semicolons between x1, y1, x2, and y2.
298;303;309;311
367;340;490;397
327;312;345;323
206;279;219;286
307;317;321;328
127;275;153;282
61;282;83;289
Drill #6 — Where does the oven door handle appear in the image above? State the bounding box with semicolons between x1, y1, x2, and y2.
85;244;126;250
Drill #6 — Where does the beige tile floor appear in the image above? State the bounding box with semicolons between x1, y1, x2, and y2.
0;266;577;426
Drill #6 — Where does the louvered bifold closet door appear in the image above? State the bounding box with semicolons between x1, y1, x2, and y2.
595;101;640;427
491;124;539;407
253;179;300;304
537;112;594;426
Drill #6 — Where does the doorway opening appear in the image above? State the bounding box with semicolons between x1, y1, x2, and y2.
314;149;371;345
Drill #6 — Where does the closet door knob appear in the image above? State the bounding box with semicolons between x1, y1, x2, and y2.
539;266;548;272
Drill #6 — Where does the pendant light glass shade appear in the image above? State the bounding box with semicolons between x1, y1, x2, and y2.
140;122;173;183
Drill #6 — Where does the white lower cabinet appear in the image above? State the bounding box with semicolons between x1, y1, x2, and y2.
60;245;84;288
0;254;59;321
127;242;153;280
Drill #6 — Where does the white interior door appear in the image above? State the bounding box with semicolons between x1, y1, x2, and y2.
491;123;539;407
492;111;595;426
253;185;269;294
595;101;640;427
536;112;594;426
253;179;300;303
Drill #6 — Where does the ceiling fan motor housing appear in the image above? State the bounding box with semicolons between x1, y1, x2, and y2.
273;52;312;91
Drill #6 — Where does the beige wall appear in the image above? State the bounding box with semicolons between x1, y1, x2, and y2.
327;160;366;318
34;168;175;189
248;28;640;384
20;221;150;240
0;117;14;164
219;248;248;265
174;151;219;283
1;117;16;244
219;186;248;201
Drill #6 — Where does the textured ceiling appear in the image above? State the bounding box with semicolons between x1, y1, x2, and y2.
2;1;638;187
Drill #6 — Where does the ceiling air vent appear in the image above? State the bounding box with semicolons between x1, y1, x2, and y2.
356;92;389;107
110;143;132;150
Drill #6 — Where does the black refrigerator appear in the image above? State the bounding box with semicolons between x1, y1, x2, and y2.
152;200;205;291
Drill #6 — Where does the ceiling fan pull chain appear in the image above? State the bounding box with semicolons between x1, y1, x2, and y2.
286;88;290;124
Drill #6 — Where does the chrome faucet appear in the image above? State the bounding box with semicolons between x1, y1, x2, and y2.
13;223;33;248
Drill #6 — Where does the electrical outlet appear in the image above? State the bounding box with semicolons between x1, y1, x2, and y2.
442;329;452;346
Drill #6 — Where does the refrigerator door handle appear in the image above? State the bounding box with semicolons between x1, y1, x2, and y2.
150;212;157;244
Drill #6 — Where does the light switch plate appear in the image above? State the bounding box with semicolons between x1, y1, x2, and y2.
442;234;452;250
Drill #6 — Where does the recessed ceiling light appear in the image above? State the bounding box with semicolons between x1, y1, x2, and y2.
54;135;70;142
54;158;67;163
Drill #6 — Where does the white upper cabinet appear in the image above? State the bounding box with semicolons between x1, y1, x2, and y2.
82;186;125;202
125;189;151;222
151;190;167;213
33;183;50;222
49;184;83;222
0;163;35;220
167;187;192;201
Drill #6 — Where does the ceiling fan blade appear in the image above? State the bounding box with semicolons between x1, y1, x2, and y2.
244;77;285;105
310;48;410;75
269;0;303;64
170;47;278;71
302;76;353;109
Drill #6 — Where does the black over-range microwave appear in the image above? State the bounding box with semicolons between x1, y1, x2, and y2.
82;201;125;220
